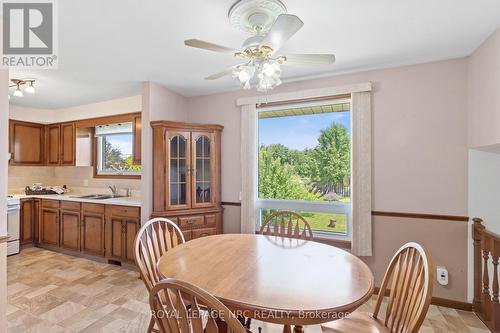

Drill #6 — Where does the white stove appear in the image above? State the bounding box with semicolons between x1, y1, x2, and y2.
7;196;20;255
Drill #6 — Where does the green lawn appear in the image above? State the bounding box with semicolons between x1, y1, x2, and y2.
300;211;347;234
260;206;348;235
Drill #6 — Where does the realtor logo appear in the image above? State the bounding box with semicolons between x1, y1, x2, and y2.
2;0;58;68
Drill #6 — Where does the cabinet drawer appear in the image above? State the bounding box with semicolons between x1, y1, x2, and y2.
61;201;81;211
106;205;140;218
42;199;59;209
179;216;204;228
191;227;216;239
82;203;105;214
204;214;216;227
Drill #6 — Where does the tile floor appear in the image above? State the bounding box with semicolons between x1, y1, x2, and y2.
6;247;491;332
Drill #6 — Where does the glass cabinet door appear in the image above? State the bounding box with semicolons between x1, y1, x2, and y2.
166;132;191;209
192;133;214;207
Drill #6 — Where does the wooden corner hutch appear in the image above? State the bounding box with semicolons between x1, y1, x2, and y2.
151;121;223;241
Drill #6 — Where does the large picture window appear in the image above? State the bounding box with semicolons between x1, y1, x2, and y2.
95;122;142;177
257;99;352;240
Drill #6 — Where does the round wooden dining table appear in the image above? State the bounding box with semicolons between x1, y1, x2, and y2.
157;234;374;331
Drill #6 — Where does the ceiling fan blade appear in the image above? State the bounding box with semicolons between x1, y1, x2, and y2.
184;39;238;55
260;14;304;53
282;54;336;65
205;64;243;80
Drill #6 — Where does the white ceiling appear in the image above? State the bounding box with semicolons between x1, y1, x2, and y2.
9;0;500;109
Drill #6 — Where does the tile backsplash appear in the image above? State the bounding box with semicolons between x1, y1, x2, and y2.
9;166;141;198
8;166;54;190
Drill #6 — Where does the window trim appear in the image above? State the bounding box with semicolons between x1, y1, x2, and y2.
255;99;352;241
92;129;141;179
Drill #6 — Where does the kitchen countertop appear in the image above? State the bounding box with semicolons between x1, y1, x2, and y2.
10;194;141;207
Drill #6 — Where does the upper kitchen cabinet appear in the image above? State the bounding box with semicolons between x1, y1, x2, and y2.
8;120;76;166
47;122;76;166
9;120;45;165
46;124;60;165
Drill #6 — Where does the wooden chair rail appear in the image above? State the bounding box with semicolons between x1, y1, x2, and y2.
473;217;500;332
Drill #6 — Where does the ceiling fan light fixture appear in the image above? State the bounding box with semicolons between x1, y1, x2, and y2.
13;84;23;97
262;59;281;77
234;64;255;84
24;81;35;94
186;0;335;92
257;65;282;92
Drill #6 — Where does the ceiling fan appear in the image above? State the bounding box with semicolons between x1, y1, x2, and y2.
184;0;335;91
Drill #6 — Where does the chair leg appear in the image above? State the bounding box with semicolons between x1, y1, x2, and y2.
294;325;304;333
147;316;156;333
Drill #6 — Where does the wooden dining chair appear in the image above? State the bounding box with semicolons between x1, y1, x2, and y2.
260;210;313;333
321;242;433;333
150;278;248;333
260;211;313;240
134;217;186;333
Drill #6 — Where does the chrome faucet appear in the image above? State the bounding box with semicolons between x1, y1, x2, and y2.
109;185;117;196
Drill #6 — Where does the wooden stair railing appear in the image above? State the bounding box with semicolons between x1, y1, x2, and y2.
473;217;500;332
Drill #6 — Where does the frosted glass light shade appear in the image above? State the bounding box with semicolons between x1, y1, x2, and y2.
13;88;23;97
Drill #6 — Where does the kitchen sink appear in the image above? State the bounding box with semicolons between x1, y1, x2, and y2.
71;194;124;200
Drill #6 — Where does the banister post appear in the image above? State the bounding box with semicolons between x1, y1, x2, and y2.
473;217;485;313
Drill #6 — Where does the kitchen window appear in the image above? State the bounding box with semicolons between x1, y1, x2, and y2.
257;99;352;240
94;122;141;178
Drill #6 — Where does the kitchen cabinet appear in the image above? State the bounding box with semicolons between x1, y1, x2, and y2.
20;198;41;245
9;120;45;165
60;123;76;165
23;199;139;265
59;201;81;251
46;122;76;166
105;205;140;264
151;121;223;240
20;199;34;244
40;200;60;247
81;203;105;257
33;199;40;243
132;115;141;165
46;124;61;165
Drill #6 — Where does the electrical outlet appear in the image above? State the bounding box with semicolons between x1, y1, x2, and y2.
437;266;448;286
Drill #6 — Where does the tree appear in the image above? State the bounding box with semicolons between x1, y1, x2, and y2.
258;122;350;201
258;147;321;201
104;140;126;170
311;123;350;187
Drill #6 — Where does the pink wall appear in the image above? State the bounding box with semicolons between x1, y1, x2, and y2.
188;59;469;215
141;82;188;221
187;58;470;301
468;28;500;148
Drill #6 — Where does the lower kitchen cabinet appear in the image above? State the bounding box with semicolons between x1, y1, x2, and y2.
20;199;34;244
40;203;60;247
105;205;140;264
81;203;106;257
21;199;140;265
59;201;81;251
33;199;40;243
